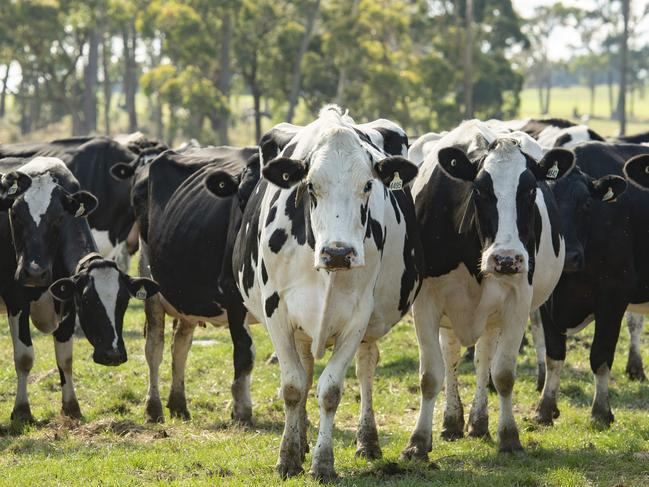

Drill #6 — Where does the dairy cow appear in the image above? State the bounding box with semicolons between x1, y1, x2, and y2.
0;157;158;421
401;122;574;458
229;106;422;480
536;142;649;427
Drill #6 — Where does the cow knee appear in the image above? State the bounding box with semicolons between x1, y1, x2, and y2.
493;368;515;396
16;353;34;373
420;371;442;399
321;384;341;413
282;383;303;408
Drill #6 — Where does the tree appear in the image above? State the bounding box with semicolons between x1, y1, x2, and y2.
618;0;630;135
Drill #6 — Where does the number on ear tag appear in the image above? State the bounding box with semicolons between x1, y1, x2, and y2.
546;162;559;180
602;187;615;202
135;287;148;300
75;203;85;217
7;181;18;195
389;172;403;191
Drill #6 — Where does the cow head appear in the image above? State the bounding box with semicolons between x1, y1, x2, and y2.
6;161;97;287
261;124;417;270
438;137;575;276
49;257;159;366
548;168;626;272
624;154;649;190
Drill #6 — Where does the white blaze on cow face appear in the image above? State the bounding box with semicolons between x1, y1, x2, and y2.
307;128;375;270
90;266;121;350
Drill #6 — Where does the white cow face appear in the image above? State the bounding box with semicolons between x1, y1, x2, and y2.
262;128;417;271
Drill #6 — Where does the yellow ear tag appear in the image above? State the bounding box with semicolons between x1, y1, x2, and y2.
136;287;147;300
602;187;615;202
389;172;403;191
546;162;559;180
7;181;18;195
75;203;85;217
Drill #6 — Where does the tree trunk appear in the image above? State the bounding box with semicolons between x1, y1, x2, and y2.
589;81;595;117
286;0;321;123
83;29;100;134
216;11;232;144
123;22;138;132
538;85;544;114
102;31;112;135
19;79;29;135
617;0;630;135
544;79;552;115
608;70;614;117
252;84;262;143
463;0;474;118
0;63;10;118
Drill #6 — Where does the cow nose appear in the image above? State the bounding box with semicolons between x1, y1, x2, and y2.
563;250;584;273
320;245;356;270
17;265;52;287
492;253;524;275
94;348;127;366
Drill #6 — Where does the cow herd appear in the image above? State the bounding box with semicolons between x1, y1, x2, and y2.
1;106;649;481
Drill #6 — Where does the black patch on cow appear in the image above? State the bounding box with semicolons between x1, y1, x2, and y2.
375;127;408;156
261;260;268;284
365;210;385;253
389;192;401;224
58;366;66;386
266;206;277;227
269;228;288;253
534;205;542;254
283;142;297;158
361;202;368;226
265;292;280;318
283;186;315;249
554;133;572;147
353;128;381;152
587;129;605;142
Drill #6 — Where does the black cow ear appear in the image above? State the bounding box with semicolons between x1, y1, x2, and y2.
62;191;99;217
624;154;649;190
261;157;309;189
49;278;76;301
0;171;32;203
437;146;476;181
535;148;575;181
111;163;135;180
374;156;418;189
125;276;159;300
589;175;627;202
204;170;239;198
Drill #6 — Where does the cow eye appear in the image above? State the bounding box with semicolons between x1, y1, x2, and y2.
363;180;372;193
307;182;314;194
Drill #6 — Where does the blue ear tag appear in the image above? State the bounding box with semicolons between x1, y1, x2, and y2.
7;181;18;195
389;172;403;191
546;162;559;179
136;287;147;300
75;203;85;217
602;187;615;202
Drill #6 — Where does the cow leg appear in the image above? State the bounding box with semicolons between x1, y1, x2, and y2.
536;305;564;426
144;295;166;423
401;284;443;461
468;324;498;438
529;308;547;392
227;301;255;424
310;328;364;482
625;313;645;381
295;338;314;462
355;340;382;459
440;327;464;440
53;309;81;418
8;308;34;423
491;308;527;453
167;319;196;420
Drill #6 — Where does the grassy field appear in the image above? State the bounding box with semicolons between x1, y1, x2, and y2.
0;298;647;486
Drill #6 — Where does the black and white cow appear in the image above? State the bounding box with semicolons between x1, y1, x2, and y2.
535;141;649;427
401;121;574;458
488;118;605;149
228;106;422;481
0;156;158;422
613;130;649;145
120;145;259;424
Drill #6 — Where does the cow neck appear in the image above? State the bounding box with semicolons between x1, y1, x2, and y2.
59;217;101;275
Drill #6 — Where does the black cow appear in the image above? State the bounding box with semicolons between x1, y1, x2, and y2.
115;145;259;424
613;131;649;145
0;156;158;422
536;141;649;427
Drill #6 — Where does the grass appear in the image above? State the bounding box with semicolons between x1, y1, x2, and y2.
0;297;648;486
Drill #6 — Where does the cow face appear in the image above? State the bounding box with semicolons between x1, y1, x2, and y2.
262;128;417;270
49;259;159;365
550;168;626;272
7;171;97;287
438;138;575;276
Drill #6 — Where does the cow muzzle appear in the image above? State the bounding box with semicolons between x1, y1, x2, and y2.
93;347;127;366
318;244;358;270
16;262;52;288
563;250;584;273
487;251;525;275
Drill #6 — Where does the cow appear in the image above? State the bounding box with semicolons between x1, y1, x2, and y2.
0;156;159;422
113;145;259;424
226;105;422;481
400;121;575;459
535;141;649;427
613;131;649;145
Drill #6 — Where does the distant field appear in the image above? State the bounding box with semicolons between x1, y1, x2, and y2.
519;85;649;137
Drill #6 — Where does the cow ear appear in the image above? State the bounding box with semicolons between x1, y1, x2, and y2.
624;154;649;190
0;171;32;205
110;162;135;180
535;148;575;181
374;156;418;190
589;175;627;202
437;146;477;181
125;276;159;300
49;278;76;301
262;157;309;189
62;191;98;217
204;170;239;198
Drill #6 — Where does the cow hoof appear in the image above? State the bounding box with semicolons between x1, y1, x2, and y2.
276;461;304;479
441;415;464;441
591;409;614;429
536;363;546;392
231;408;253;427
498;427;523;454
145;398;165;424
11;404;34;424
400;433;431;462
535;397;559;426
355;442;382;460
167;392;190;420
625;358;646;382
467;415;490;439
310;463;338;483
62;400;82;419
